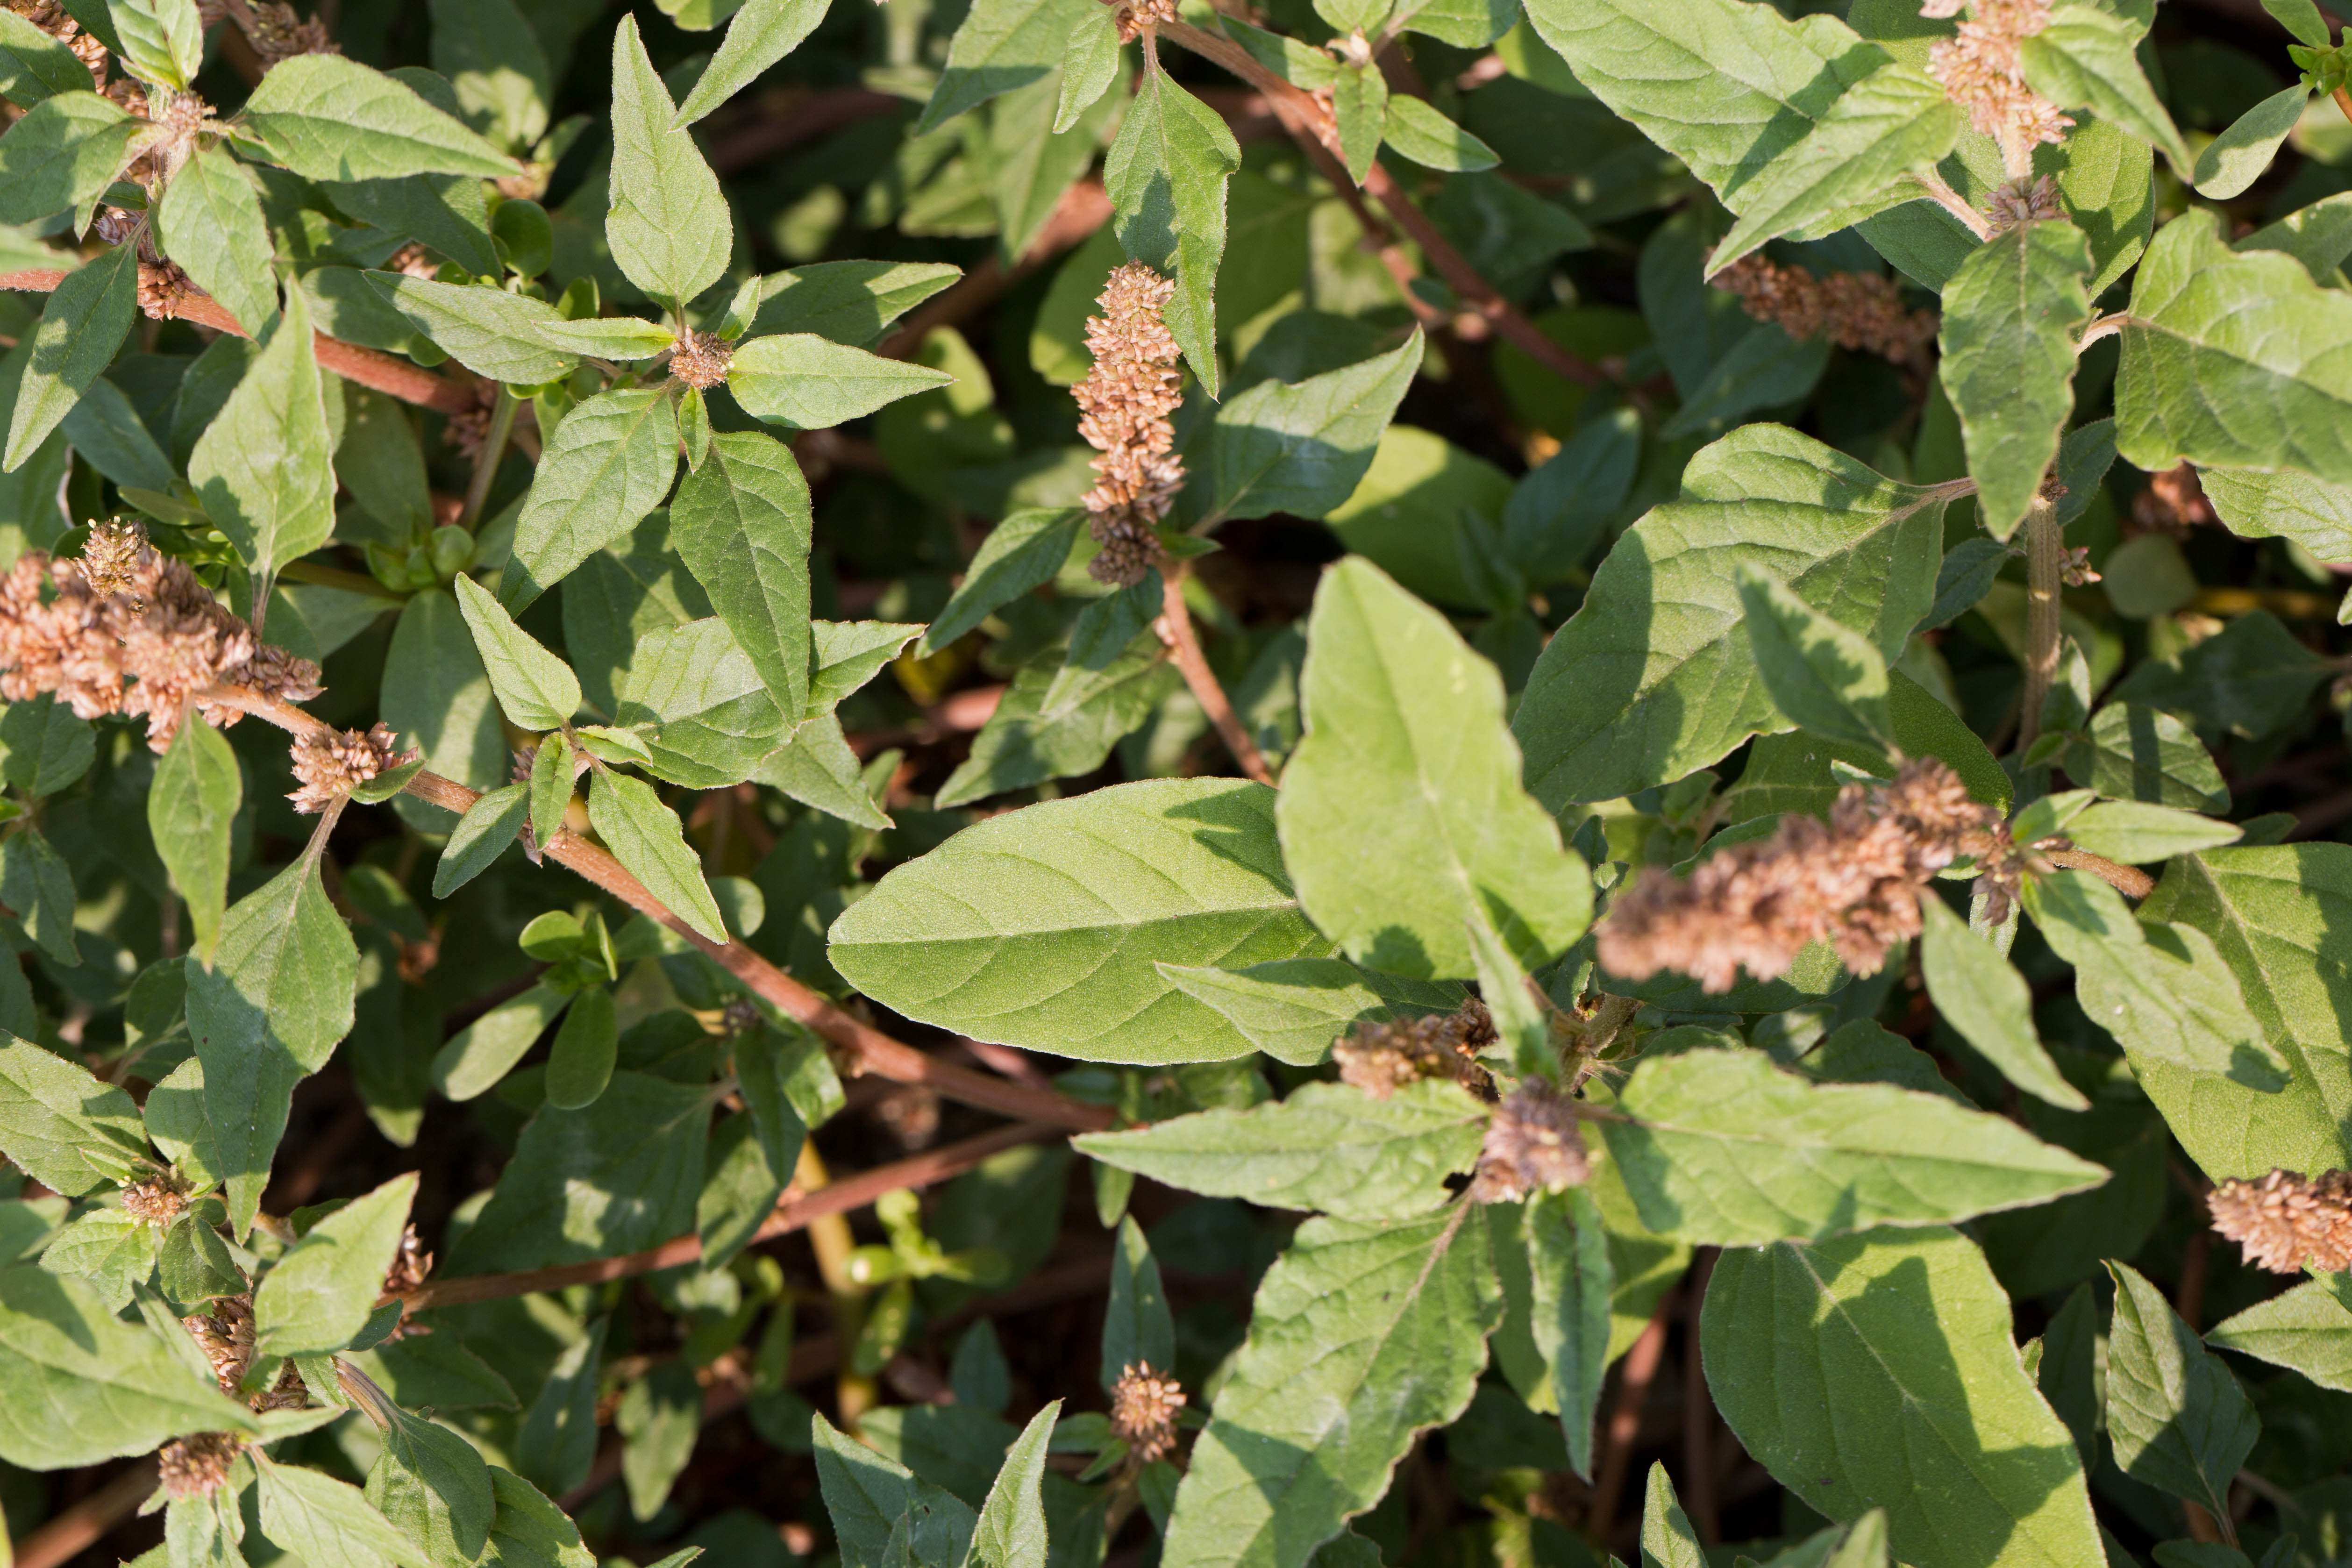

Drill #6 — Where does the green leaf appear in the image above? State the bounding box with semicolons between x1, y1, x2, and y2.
57;371;171;494
1055;9;1120;135
530;730;574;848
545;986;618;1110
1703;1226;2101;1568
366;274;576;385
366;1398;497;1566
0;694;91;798
1104;69;1238;398
918;0;1094;132
1160;1208;1499;1568
454;574;583;731
814;1409;980;1568
147;715;241;965
256;1454;430;1568
618;1361;702;1521
156;145;277;338
675;0;832;125
0;1264;259;1468
189;286;337;581
1100;1216;1174;1391
588;768;729;944
158;1212;242;1309
2017;5;2192;171
731;1021;808;1182
0;1036;146;1196
2103;1260;2258;1517
1277;556;1590;980
1640;1462;1703;1568
670;430;813;717
429;0;551;152
1601;1048;2109;1245
746;260;964;344
2266;0;2331;47
617;618;795;788
809;620;922;717
107;0;202;91
2206;1275;2352;1394
727;334;953;430
244;54;517;179
1076;1079;1487;1219
433;782;529;897
186;854;360;1234
0;13;93;107
1513;426;1947;810
2117;212;2352;484
924;508;1084;653
0;826;76;966
1379;95;1497;171
2202;465;2352;563
1154;957;1462;1068
1734;563;1896;755
1708;62;1960;277
535;315;678;360
829;779;1330;1064
608;15;731;309
38;1208;158;1311
254;1170;416;1355
2111;609;2332;742
329;174;499;281
2062;801;2241;864
1203;334;1423;525
1916;896;2085;1111
2136;846;2352;1180
932;634;1178;807
2195;85;2307;200
431;982;571;1102
480;1467;598;1568
1937;221;2092;541
970;1402;1059;1568
2065;702;2228;813
755;712;891;829
3;238;135;473
512;1318;606;1497
1526;1187;1611;1482
500;388;680;609
0;91;137;227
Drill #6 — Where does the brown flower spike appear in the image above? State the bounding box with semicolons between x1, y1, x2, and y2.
1922;0;2073;165
1597;758;2009;994
157;1432;245;1499
1333;999;1497;1099
2208;1169;2352;1274
1710;254;1939;364
1468;1082;1589;1204
1110;1362;1187;1463
1073;262;1186;587
287;721;413;814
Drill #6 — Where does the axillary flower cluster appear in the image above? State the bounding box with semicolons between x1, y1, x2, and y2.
1073;263;1186;588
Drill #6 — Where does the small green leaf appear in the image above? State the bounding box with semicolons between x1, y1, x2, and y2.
453;574;583;731
1640;1462;1703;1568
588;768;729;944
2207;1275;2352;1393
1154;958;1462;1068
808;620;922;717
2103;1259;2258;1517
500;388;679;609
727;333;954;430
256;1452;431;1568
0;694;92;798
2017;5;2192;171
608;14;731;308
0;1035;147;1196
1916;896;2085;1111
545;986;618;1110
529;730;573;848
368;1400;498;1565
2062;801;2242;864
617;618;795;789
1104;69;1239;397
156;145;278;337
107;0;203;91
813;1409;978;1568
618;1360;702;1521
1526;1187;1611;1481
932;634;1177;807
970;1401;1060;1568
1734;563;1896;755
431;982;570;1102
0;13;93;107
189;285;337;581
1100;1216;1174;1393
1380;95;1497;171
0;91;138;227
243;54;519;180
924;508;1084;654
367;274;577;385
1937;220;2093;540
428;0;551;152
535;314;677;359
253;1171;417;1355
918;0;1095;133
0;826;77;966
1203;334;1422;524
512;1319;607;1497
148;716;241;965
674;0;834;125
433;782;529;897
1055;9;1120;135
7;241;137;475
670;430;814;716
2195;85;2308;200
2065;702;2228;813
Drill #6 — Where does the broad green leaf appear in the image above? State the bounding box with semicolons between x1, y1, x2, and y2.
255;1170;416;1355
186;853;360;1234
1703;1226;2101;1568
2111;608;2332;742
970;1402;1060;1568
2137;847;2352;1179
616;618;794;788
38;1208;157;1311
366;274;576;385
2065;702;2227;813
156;145;277;337
1513;425;1947;809
754;712;891;829
1076;1080;1486;1219
545;986;619;1110
3;238;135;472
1709;62;1960;276
453;574;583;731
1938;221;2092;541
429;0;551;152
829;779;1330;1064
1203;334;1423;525
925;508;1084;653
1160;1208;1499;1568
0;1036;146;1195
1154;957;1462;1068
244;55;518;179
1916;897;2084;1110
808;620;922;716
0;1264;258;1468
256;1454;430;1568
747;260;964;344
501;388;680;609
2207;1275;2352;1393
1055;9;1120;135
2116;212;2352;483
0;826;76;966
608;15;730;308
1734;563;1895;754
727;334;952;430
1641;1463;1703;1568
431;983;571;1102
1101;1216;1175;1390
142;1058;220;1191
148;715;241;964
2195;85;2307;200
433;782;529;897
0;91;137;226
1381;95;1497;171
1526;1187;1611;1482
1278;557;1589;980
2202;466;2352;563
1601;1048;2108;1245
813;1410;980;1568
0;693;91;798
480;1467;598;1568
918;0;1094;133
932;632;1179;806
618;1361;701;1521
2017;5;2192;171
675;0;832;125
107;0;202;91
588;768;729;943
2103;1260;2258;1517
1104;69;1239;397
0;13;91;107
512;1319;606;1497
189;286;336;581
2062;801;2240;864
670;429;813;716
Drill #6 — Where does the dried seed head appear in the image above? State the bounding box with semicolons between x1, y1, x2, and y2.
875;1083;942;1150
1597;758;2009;994
157;1432;245;1498
1468;1082;1589;1204
252;1359;310;1412
1708;253;1938;363
382;1223;433;1297
121;1170;192;1226
670;330;733;390
2208;1169;2352;1274
137;260;197;320
78;520;149;605
287;721;412;814
1114;0;1178;39
1986;173;2064;232
1333;1000;1496;1099
1925;0;2073;154
184;1296;257;1394
1109;1362;1187;1463
244;0;335;63
1073;262;1185;586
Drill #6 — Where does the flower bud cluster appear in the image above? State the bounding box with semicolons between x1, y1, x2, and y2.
2208;1168;2352;1274
1073;263;1186;587
1710;253;1938;364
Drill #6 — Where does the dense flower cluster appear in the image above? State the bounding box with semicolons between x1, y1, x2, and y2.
1922;0;2073;156
157;1432;245;1499
287;721;412;814
1333;999;1497;1098
120;1172;192;1227
1468;1083;1589;1203
1073;263;1186;587
1597;759;2009;993
1709;254;1938;363
0;528;321;750
2209;1169;2352;1273
1986;173;2064;232
1109;1363;1187;1463
670;330;734;390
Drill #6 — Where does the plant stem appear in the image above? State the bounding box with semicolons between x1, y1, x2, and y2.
13;1459;157;1568
1158;565;1276;786
459;387;518;531
1909;169;1994;240
2040;848;2154;899
2017;496;2064;755
798;1142;879;1430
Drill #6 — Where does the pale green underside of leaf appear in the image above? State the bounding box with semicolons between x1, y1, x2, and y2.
1154;957;1462;1067
243;54;517;180
2201;465;2352;562
828;778;1331;1063
2207;1276;2352;1393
